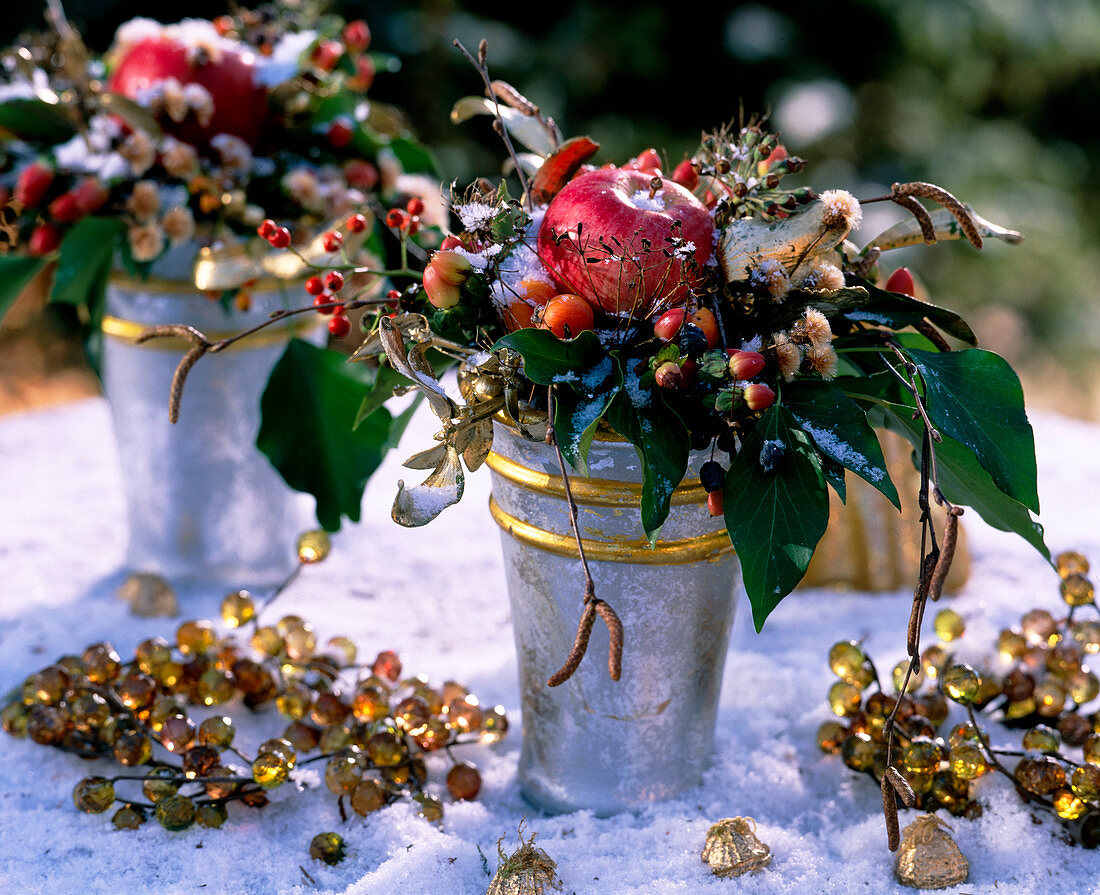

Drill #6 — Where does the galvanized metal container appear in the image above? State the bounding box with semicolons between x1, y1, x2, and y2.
100;248;321;587
488;417;740;815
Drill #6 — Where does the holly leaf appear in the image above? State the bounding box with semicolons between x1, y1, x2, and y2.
51;217;126;309
883;404;1049;561
494;328;607;385
784;379;900;509
0;255;47;325
604;370;689;541
908;347;1039;513
258;339;392;531
723;405;830;631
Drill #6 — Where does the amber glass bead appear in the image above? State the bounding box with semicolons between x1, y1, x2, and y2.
1062;574;1096;607
1055;787;1088;820
73;777;115;813
326;636;357;665
480;704;509;743
1058;713;1092;747
252;753;290;788
1057;551;1090;578
198;669;235;706
1083;734;1100;766
24;665;69;705
309;831;345;865
196;802;228;828
371;650;402;684
183;745;220;779
828;681;862;717
156;793;196;831
414;793;444;823
176;619;217;656
1070;765;1100;801
1021;609;1059;646
1022;725;1061;753
112;805;145;830
1069;668;1100;705
934;609;965;642
258;738;297;768
283;623;317;663
997;629;1028;662
942;664;981;704
148;697;186;733
1002;668;1035;703
250;625;283;657
447;762;482;800
413;717;451;752
816;720;847;753
840;732;876;771
1047;643;1083;678
1015;756;1067;795
325;753;364;795
319;724;351;753
220;590;256;628
311;693;350;727
394;695;431;735
921;693;950;727
82;643;122;684
27;705;68;745
142;767;179;802
352;685;389;723
828;641;866;680
350;778;387;815
1;702;28;738
1034;678;1067;717
949;742;989;780
447;695;483;733
297;530;331;564
198;715;235;749
160;715;196;753
69;693;110;733
921;645;949;680
902;736;944;776
113;730;153;767
366;730;405;767
134;637;172;674
116;674;157;713
276;682;313;721
1073;621;1100;655
282;721;320;753
892;660;923;694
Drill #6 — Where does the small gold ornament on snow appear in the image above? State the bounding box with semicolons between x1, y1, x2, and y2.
701;816;772;878
116;572;177;618
296;530;331;564
486;824;562;895
895;814;968;889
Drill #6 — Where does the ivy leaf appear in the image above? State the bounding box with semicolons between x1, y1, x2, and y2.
784;379;900;509
604;370;689;541
553;353;623;475
908;347;1039;513
0;256;47;324
883;405;1049;561
51;217;125;309
258;340;392;531
723;405;830;631
494;328;607;384
0;98;78;142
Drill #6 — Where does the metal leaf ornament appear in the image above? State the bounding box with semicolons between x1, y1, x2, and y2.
392;445;464;527
701;816;772;878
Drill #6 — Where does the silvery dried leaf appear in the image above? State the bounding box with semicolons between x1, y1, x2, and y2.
459;418;494;472
450;96;560;157
392;445;464;526
719;202;849;284
866;205;1023;253
403;443;448;470
379;317;456;424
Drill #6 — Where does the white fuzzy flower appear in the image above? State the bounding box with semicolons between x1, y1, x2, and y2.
210;134;252;171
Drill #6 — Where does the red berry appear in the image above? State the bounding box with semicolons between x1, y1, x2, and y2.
671;159;698;191
71;178;110;214
212;15;235;36
342;20;371;52
372;650;402;683
324;271;345;292
269;227;291;249
406;216;420;235
313;294;336;315
346;213;368;233
15;162;54;208
327;119;354;149
422;266;461;309
386;289;401;300
884;267;916;297
655;361;684;389
385;208;406;229
537;294;595;339
707;490;724;517
258;219;278;239
348;56;375;93
328;314;351;338
406;197;425;216
48;192;82;224
727;350;766;380
627;148;662;175
743;382;776;411
311;39;343;72
653;308;688;341
305;276;325;296
343;160;377;190
28;223;61;256
440;235;464;251
322;231;343;253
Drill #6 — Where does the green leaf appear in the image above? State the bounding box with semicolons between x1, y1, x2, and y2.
604;370;689;540
783;379;901;509
494;328;607;384
821;455;846;503
354;363;412;429
257;340;392;531
0;255;47;325
883;405;1049;561
723;405;830;631
384;394;424;452
830;277;977;345
51;217;126;309
908;347;1039;513
388;137;441;177
0;98;78;142
553;353;623;475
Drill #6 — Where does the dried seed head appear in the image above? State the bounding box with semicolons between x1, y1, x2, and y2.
772;332;803;382
800;260;845;293
750;258;791;300
807;343;838;379
818;189;862;231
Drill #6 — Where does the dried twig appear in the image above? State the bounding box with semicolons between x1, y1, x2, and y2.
892;195;937;245
891;182;982;249
928;507;963;602
547;602;596;687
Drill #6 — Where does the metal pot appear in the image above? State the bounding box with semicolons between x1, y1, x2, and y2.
487;417;740;815
100;250;322;587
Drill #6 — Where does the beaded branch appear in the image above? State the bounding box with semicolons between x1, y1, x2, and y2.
1;533;509;862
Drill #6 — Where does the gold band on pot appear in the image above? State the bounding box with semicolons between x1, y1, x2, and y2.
485;451;707;507
101;314;319;349
488;496;733;564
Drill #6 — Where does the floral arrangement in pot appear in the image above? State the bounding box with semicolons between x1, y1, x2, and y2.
0;3;440;584
156;44;1047;826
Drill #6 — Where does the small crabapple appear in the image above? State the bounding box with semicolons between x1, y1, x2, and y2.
743;382;776;411
328;314;351;338
324;271;345;292
655;361;684;389
536;294;595;339
342;20;371;52
422;266;461;309
321;231;343;253
727;350;766;380
430;251;472;286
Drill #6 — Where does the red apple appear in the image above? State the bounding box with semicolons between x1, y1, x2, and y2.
537;167;715;316
108;36;268;147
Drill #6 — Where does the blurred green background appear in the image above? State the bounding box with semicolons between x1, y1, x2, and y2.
5;0;1100;415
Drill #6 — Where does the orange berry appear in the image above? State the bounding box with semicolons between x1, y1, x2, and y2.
536;294;595;339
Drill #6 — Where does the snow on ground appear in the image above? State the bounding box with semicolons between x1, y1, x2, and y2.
1;398;1099;894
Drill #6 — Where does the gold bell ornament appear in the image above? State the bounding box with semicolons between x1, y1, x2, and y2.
486;825;562;895
701;816;772;878
895;814;968;889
